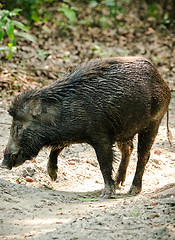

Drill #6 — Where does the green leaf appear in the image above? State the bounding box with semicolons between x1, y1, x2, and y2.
13;82;21;87
13;21;28;32
11;9;22;14
65;9;77;22
64;8;77;22
0;11;10;21
0;21;5;29
78;198;98;202
89;1;98;8
6;20;14;39
131;211;139;217
58;5;77;22
0;30;4;41
16;31;37;43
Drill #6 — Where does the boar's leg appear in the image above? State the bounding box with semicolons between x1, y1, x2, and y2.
47;146;64;181
129;121;160;195
93;139;115;199
116;140;134;188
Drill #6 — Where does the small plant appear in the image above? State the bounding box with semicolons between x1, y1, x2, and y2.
148;4;175;29
54;0;78;35
148;3;159;19
37;48;48;62
160;13;175;29
0;8;36;59
56;1;79;34
58;2;78;22
131;211;139;217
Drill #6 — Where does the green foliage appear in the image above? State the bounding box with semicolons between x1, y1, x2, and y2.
3;0;54;23
53;18;74;35
58;3;78;22
160;13;175;29
37;48;48;62
56;0;131;33
148;3;159;19
104;0;129;18
56;1;79;35
0;8;36;58
148;3;175;29
89;0;131;28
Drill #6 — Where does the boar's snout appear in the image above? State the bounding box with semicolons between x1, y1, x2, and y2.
1;152;19;170
1;136;23;170
1;161;12;170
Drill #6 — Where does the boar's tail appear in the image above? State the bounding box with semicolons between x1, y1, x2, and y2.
167;109;172;146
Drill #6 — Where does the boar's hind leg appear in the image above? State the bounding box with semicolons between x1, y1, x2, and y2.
129;121;161;195
93;139;115;199
47;146;64;181
116;140;134;188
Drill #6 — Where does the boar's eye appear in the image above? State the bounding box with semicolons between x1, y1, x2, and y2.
14;122;23;136
17;124;23;131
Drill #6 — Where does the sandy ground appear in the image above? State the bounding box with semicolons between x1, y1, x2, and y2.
0;92;175;240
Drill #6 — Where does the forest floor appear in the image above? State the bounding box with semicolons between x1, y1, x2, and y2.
0;2;175;239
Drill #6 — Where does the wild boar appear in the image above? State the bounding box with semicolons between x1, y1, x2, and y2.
1;57;171;198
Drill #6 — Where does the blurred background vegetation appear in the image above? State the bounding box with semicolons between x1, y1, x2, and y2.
1;0;175;58
1;0;175;27
0;0;175;97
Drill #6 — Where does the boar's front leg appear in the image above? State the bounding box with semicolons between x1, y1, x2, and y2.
93;138;115;199
116;139;134;188
47;145;64;181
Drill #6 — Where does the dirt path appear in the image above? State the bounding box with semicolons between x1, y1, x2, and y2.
0;92;175;240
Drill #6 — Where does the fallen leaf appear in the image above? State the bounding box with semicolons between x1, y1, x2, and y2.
154;150;161;155
149;214;160;219
146;27;155;35
68;162;75;165
150;201;159;206
26;176;34;182
56;212;64;215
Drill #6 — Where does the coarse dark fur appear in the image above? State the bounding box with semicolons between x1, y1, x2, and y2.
1;57;171;198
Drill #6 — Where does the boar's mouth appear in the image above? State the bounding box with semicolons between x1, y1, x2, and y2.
1;162;12;170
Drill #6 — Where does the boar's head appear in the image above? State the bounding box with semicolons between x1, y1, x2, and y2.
1;90;57;170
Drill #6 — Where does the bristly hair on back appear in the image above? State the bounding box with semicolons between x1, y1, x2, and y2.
8;57;148;117
38;58;123;102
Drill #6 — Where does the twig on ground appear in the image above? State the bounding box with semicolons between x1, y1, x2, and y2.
0;122;11;125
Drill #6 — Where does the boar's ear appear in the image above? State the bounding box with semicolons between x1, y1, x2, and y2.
28;97;42;117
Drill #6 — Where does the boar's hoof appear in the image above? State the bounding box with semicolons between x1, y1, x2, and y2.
128;185;141;195
47;166;58;181
50;173;57;181
100;185;115;199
